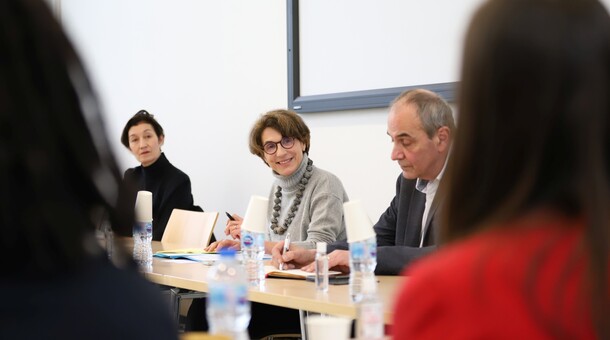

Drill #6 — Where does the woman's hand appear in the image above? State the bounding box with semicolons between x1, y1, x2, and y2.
205;239;241;252
224;213;243;240
270;241;316;270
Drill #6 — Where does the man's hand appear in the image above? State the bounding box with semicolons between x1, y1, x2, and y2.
301;249;350;273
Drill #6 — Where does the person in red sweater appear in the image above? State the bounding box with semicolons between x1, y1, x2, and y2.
393;0;610;339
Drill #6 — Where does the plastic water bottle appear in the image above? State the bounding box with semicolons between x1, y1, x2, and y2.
133;190;153;271
241;229;265;288
348;236;377;302
206;248;251;340
357;274;384;339
315;242;329;292
133;221;153;270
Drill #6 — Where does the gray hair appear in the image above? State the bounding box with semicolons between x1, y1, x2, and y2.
391;89;455;138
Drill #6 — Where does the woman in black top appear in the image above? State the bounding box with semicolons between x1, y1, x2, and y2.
120;111;201;240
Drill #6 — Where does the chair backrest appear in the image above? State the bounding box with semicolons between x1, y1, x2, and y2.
161;209;219;248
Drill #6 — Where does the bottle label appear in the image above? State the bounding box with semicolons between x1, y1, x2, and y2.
209;285;227;305
349;238;377;268
242;233;254;247
241;231;264;251
350;241;365;260
209;284;248;307
133;221;152;237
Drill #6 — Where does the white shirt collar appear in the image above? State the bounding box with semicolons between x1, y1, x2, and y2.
415;158;448;194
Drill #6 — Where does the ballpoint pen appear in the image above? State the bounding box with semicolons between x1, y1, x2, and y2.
279;232;291;271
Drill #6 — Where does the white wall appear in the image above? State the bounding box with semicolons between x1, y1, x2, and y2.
56;1;405;240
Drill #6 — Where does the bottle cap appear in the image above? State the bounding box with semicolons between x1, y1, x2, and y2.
134;191;153;222
316;242;327;253
241;195;269;233
344;200;376;243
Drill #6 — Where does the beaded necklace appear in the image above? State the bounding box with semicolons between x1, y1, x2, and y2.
270;159;314;235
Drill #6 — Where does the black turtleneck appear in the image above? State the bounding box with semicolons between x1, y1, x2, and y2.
121;153;199;240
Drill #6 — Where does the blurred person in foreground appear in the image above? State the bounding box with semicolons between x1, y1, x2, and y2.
393;0;610;338
0;0;177;338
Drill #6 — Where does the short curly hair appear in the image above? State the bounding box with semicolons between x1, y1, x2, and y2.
249;109;310;161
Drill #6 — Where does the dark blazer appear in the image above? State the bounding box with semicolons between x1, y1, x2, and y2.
328;174;441;275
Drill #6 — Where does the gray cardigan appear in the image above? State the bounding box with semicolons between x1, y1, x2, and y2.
266;154;348;249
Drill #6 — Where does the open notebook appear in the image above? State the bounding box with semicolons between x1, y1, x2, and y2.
160;209;218;248
265;265;342;280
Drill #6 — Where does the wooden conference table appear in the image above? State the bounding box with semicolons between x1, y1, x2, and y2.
142;241;405;324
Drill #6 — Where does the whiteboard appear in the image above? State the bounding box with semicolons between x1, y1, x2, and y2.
299;0;482;95
288;0;610;113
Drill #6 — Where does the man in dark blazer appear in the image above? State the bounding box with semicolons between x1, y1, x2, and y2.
272;89;455;275
363;174;441;274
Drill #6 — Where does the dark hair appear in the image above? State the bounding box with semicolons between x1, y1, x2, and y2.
248;109;311;161
443;0;609;336
0;0;134;275
120;110;165;148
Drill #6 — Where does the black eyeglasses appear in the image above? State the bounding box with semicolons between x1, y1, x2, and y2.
263;136;295;155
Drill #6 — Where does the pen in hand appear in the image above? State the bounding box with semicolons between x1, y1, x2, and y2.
279;232;291;271
225;212;241;240
225;212;235;221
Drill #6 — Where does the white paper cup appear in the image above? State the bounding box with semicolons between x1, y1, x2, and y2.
241;195;269;233
306;315;351;340
134;190;153;222
344;200;376;243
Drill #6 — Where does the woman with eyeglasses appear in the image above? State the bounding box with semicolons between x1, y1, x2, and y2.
119;110;203;241
195;109;348;336
206;109;349;253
